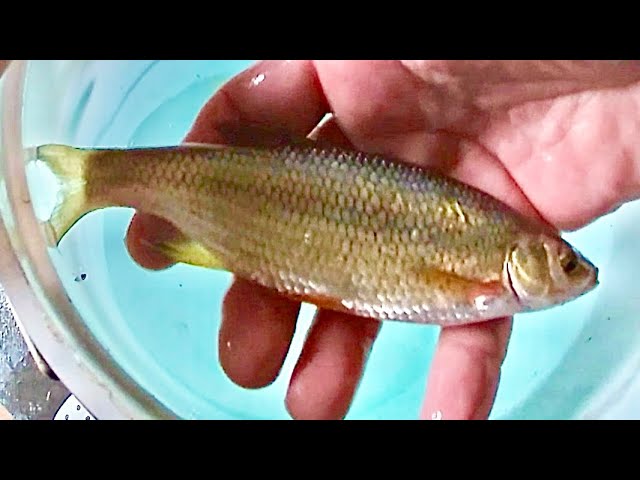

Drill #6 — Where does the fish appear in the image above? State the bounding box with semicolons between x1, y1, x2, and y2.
32;140;598;327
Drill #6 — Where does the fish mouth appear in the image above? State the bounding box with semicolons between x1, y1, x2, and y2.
589;262;599;285
581;263;599;294
573;249;599;297
503;242;600;311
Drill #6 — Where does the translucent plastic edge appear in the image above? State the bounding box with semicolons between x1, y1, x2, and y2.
0;60;177;420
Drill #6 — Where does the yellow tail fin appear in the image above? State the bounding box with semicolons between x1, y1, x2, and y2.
36;144;92;247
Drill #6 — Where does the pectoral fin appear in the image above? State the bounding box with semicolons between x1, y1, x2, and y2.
152;235;226;271
419;267;505;303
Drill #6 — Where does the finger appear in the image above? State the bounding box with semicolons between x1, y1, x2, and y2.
125;212;180;270
421;318;512;420
219;279;300;389
313;60;429;145
285;310;381;420
185;59;330;145
401;60;640;112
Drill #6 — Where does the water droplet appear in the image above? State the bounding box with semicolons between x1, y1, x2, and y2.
251;73;266;86
226;341;232;350
304;231;312;244
431;410;443;420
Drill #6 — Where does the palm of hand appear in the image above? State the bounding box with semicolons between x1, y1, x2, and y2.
316;60;640;229
126;60;640;420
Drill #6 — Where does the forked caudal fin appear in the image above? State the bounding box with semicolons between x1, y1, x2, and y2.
33;144;229;270
34;144;93;247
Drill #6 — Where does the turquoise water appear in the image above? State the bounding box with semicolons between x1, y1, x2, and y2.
20;60;640;419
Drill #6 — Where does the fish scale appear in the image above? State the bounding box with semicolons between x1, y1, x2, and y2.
142;146;512;318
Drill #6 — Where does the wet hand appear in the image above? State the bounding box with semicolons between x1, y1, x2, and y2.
126;60;640;420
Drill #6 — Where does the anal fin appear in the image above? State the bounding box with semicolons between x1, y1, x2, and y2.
152;235;227;271
419;267;505;303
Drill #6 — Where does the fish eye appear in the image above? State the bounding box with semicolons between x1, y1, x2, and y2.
560;252;578;274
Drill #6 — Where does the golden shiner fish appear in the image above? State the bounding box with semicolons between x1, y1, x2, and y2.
34;141;598;326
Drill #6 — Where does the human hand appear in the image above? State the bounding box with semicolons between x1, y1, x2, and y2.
126;60;640;419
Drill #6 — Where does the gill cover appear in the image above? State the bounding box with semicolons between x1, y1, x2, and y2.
508;240;552;301
507;234;598;310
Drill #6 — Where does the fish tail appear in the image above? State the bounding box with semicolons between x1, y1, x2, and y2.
35;144;93;247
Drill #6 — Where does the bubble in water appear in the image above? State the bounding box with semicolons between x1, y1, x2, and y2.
431;410;442;420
